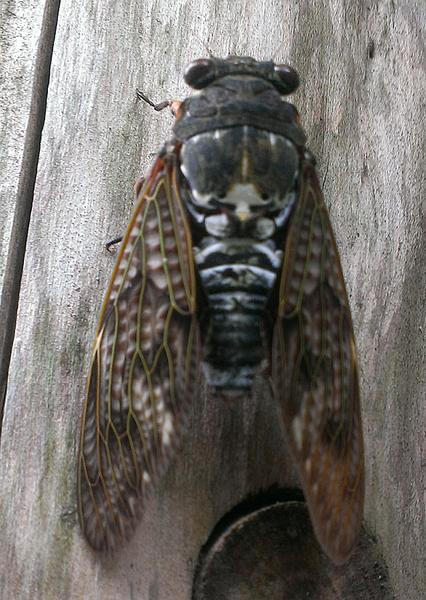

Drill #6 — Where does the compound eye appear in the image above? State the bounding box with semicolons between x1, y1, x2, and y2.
184;59;215;89
273;64;300;94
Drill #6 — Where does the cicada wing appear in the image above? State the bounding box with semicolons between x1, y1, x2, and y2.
272;158;364;564
78;153;199;551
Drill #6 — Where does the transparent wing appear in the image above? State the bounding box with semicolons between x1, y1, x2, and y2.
78;152;199;551
272;157;364;564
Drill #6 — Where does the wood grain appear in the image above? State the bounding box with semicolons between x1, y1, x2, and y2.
1;1;425;597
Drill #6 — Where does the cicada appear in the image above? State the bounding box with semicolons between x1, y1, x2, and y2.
77;56;364;565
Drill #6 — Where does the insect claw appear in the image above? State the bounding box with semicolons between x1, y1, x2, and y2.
105;236;123;252
136;90;172;112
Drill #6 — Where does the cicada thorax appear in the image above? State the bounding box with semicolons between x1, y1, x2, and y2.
173;62;307;393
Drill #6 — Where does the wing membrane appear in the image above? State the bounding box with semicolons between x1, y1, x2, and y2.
78;153;199;551
272;158;364;564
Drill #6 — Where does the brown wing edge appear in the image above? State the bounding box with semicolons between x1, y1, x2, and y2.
272;154;364;565
77;149;200;551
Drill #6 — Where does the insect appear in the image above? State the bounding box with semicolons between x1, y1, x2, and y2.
77;56;364;565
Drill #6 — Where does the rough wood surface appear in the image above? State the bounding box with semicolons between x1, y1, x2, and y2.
1;1;425;598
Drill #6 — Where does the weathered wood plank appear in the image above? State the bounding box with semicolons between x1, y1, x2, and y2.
1;1;425;598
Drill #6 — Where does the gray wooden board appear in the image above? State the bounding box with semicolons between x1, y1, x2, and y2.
1;0;426;598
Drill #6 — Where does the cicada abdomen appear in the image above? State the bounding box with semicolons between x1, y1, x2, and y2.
78;56;364;564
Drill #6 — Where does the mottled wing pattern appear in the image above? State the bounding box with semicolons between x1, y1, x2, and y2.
272;158;364;564
78;152;199;551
